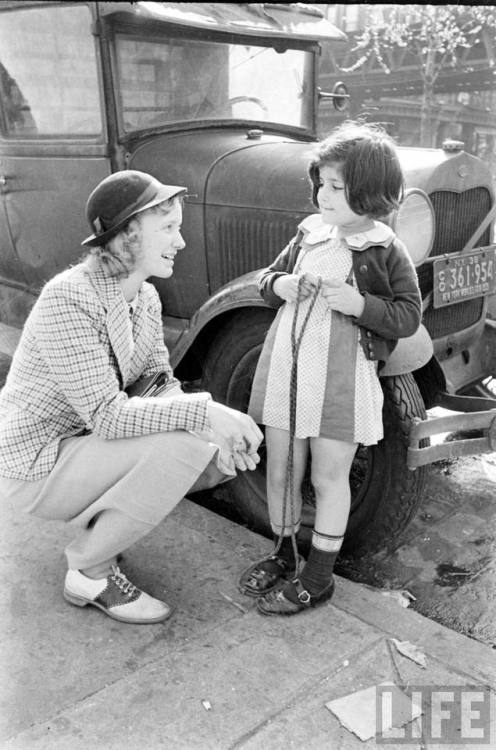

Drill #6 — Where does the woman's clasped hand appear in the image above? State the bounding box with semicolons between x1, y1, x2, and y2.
206;400;262;472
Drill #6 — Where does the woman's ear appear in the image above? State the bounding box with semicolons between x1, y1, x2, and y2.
123;217;141;244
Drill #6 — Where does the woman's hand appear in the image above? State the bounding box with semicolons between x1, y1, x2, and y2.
231;447;261;472
321;279;365;317
207;401;263;471
272;273;319;303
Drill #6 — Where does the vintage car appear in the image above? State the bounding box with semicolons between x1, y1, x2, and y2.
0;1;495;555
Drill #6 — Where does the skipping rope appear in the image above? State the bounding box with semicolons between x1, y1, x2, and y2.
239;274;322;591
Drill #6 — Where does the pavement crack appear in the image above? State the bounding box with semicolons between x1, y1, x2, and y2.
227;636;385;750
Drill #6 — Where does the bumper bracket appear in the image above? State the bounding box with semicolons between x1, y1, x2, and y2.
408;391;496;469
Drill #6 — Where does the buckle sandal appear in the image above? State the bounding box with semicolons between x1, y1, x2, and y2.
63;565;172;624
257;577;335;616
238;554;302;598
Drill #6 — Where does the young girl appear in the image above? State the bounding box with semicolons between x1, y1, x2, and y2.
242;121;421;616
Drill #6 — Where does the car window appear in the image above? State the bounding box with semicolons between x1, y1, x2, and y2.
0;4;103;138
115;33;310;131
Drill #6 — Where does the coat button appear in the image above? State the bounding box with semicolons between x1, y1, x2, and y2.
366;330;372;338
360;264;368;273
367;342;374;352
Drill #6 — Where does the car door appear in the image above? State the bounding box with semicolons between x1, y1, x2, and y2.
0;2;111;327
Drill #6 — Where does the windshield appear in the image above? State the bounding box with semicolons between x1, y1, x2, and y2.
115;33;312;132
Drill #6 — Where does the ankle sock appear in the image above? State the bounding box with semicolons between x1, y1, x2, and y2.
284;531;343;603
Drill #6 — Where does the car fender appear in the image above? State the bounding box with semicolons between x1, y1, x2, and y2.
380;324;433;377
171;270;268;365
174;275;436;379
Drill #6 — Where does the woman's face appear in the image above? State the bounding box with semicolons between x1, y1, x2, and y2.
134;201;185;280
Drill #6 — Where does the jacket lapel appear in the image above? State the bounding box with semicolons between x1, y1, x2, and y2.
130;290;152;371
106;300;133;386
84;261;133;386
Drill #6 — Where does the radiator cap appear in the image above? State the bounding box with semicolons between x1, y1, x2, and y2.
442;139;464;153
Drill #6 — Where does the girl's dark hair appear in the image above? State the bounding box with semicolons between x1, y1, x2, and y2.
308;121;404;218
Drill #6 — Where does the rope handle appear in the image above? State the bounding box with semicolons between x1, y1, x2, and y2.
274;274;322;564
238;275;322;590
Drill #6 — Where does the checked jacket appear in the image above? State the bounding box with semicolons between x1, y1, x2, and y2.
0;259;211;481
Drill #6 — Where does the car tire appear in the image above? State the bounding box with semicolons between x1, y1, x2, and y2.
202;310;429;556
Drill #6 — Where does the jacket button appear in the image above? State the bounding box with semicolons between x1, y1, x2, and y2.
367;343;374;351
360;264;368;273
366;330;372;338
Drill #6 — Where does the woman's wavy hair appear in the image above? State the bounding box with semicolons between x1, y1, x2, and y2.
89;195;182;279
308;121;404;219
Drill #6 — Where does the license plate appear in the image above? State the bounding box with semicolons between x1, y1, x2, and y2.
432;246;496;309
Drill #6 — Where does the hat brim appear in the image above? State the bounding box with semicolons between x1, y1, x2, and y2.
81;184;187;247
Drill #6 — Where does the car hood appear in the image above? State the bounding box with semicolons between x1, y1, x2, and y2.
128;129;317;213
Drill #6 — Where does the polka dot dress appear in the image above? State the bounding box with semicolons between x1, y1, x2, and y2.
249;236;384;445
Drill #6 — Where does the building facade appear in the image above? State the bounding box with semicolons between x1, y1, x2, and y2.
319;4;496;180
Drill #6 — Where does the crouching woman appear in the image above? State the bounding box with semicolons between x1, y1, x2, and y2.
0;170;262;624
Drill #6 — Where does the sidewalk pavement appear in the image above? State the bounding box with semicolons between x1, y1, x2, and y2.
1;495;495;750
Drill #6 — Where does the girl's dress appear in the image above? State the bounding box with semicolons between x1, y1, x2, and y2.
249;219;384;446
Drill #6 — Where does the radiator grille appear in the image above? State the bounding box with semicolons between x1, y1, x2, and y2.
215;216;298;286
419;187;491;339
214;189;492;342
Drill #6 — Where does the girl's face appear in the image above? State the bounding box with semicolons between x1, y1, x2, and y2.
134;201;185;280
317;163;373;233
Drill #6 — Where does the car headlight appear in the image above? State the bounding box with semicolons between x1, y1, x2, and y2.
394;188;435;266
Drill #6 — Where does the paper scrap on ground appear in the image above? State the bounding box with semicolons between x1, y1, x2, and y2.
325;681;422;741
380;589;416;608
391;638;428;668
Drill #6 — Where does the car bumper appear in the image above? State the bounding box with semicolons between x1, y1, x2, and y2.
408;319;496;469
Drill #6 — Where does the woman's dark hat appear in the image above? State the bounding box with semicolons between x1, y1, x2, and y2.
82;170;187;247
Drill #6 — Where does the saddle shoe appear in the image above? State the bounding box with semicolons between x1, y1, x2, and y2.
64;565;171;624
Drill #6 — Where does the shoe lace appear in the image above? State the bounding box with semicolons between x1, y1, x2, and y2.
109;565;138;596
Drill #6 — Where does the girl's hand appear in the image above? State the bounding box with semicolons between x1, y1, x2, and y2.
321;279;365;317
273;273;319;303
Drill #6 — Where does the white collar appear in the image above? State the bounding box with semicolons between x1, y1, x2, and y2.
299;214;395;251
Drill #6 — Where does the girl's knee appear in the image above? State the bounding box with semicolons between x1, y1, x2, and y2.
311;464;348;494
311;476;333;498
310;440;356;492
